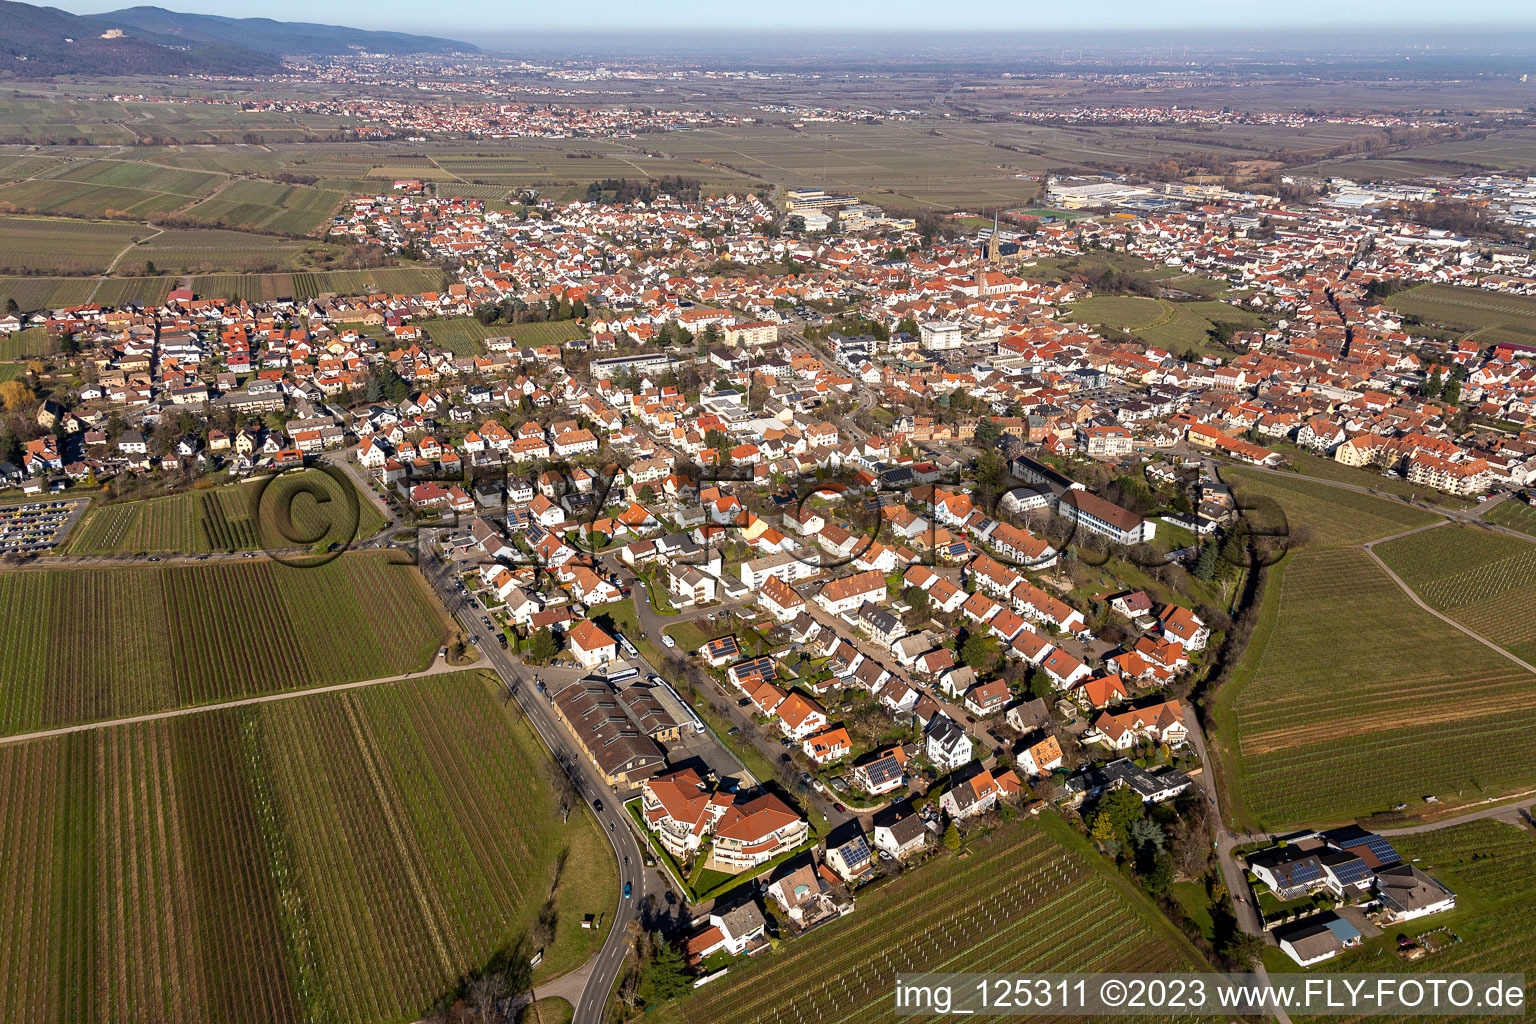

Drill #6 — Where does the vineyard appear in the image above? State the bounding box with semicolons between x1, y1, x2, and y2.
0;672;614;1024
182;179;347;237
64;470;385;556
1226;470;1438;547
1315;820;1536;1014
663;817;1206;1024
0;552;447;736
0;214;146;275
190;267;444;303
1377;524;1536;666
1224;548;1536;829
1485;498;1536;537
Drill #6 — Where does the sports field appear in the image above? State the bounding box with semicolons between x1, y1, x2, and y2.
0;671;615;1024
1376;524;1536;667
64;470;386;556
656;816;1205;1024
0;552;448;736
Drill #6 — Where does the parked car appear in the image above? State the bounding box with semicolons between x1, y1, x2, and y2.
662;635;676;648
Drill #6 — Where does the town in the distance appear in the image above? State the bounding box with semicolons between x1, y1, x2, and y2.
0;5;1534;1024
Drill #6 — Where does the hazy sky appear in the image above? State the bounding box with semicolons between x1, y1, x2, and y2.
54;0;1536;38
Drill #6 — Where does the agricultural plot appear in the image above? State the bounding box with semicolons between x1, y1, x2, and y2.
130;228;320;275
1485;498;1536;537
1224;469;1438;547
0;552;446;736
89;276;176;308
0;158;222;219
65;470;385;556
501;320;588;346
1388;283;1536;347
665;818;1205;1024
1376;524;1536;666
0;672;615;1024
0;278;98;316
181;179;346;236
1224;547;1536;829
1310;820;1536;1006
0;215;145;275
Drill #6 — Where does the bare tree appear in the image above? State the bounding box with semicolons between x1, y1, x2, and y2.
468;973;509;1023
545;759;578;823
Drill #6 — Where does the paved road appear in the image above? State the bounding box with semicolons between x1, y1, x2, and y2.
0;653;466;748
1184;718;1293;1024
420;548;645;1024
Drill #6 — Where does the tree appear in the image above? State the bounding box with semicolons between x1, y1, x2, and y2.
1193;542;1220;581
942;822;961;850
0;381;35;411
526;628;559;664
1218;931;1265;970
1028;671;1054;701
1424;366;1443;399
546;758;579;824
467;972;509;1022
960;632;992;671
1441;378;1461;405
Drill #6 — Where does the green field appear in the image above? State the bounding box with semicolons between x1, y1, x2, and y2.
0;552;447;736
0;279;98;315
655;815;1206;1024
1376;524;1536;667
1291;820;1536;1007
0;158;222;219
1388;283;1536;348
1484;498;1536;537
1273;446;1473;510
0;214;146;275
64;470;386;556
0;671;616;1024
1226;469;1439;548
190;266;444;303
1064;295;1263;354
181;178;346;236
1221;546;1536;830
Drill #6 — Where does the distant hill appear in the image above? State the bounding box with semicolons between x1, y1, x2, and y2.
0;1;284;76
85;6;477;57
0;1;475;78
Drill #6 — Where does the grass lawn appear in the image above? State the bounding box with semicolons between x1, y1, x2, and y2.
1171;881;1215;941
517;997;573;1024
1270;445;1473;511
663;619;715;655
1065;295;1264;356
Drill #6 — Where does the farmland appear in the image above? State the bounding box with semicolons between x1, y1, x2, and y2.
0;278;98;316
1376;524;1536;667
1299;820;1536;1007
1388;283;1536;349
0;671;615;1024
180;178;347;236
1220;546;1536;830
656;816;1207;1024
0;214;146;275
64;469;386;556
0;552;447;736
1484;498;1536;537
1224;469;1439;547
128;228;325;275
191;266;445;303
0;157;223;219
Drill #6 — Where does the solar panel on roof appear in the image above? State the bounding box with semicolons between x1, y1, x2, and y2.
1332;860;1373;885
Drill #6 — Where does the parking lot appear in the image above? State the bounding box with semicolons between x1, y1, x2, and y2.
0;498;87;553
